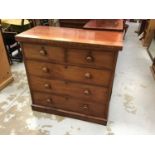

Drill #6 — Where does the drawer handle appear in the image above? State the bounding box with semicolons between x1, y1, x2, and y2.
84;72;92;79
82;104;89;110
84;89;91;95
39;49;47;56
42;67;49;73
46;98;52;104
86;56;94;62
44;83;51;89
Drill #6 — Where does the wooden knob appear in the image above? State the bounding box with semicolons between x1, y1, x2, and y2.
44;83;51;89
86;56;93;62
39;49;47;55
65;96;69;100
82;104;89;110
84;89;90;95
46;98;52;104
85;72;92;79
42;67;49;73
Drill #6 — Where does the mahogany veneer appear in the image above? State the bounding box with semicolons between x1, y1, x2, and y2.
16;26;123;125
0;29;13;90
83;19;124;31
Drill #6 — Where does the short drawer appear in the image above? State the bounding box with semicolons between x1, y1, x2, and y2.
68;49;115;69
29;76;109;103
23;43;64;62
33;92;106;118
26;60;112;87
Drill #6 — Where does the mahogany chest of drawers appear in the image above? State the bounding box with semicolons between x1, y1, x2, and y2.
16;26;123;125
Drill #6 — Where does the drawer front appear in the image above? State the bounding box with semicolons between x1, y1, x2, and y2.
29;76;109;103
68;49;115;69
33;92;106;118
23;43;115;70
26;60;112;87
23;43;64;62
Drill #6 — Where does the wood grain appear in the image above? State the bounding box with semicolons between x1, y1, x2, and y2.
26;60;112;87
0;30;13;90
16;26;123;50
84;19;124;31
33;91;106;118
29;75;109;103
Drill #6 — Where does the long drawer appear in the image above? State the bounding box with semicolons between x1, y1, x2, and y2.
29;76;109;103
26;60;112;87
33;92;106;118
23;43;115;69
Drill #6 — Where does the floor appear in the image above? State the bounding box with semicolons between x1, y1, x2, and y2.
0;22;155;135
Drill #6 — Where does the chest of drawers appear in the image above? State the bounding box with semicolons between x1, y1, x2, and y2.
16;26;123;125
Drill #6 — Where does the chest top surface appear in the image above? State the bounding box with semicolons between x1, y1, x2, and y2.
16;26;123;50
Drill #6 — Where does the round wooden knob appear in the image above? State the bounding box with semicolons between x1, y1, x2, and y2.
39;49;47;56
84;89;90;95
65;96;69;100
86;56;93;62
44;83;51;89
82;104;89;110
85;72;92;79
42;67;49;73
46;98;52;104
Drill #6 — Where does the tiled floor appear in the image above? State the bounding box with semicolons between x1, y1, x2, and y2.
0;22;155;134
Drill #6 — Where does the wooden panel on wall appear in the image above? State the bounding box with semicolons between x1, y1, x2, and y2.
143;20;155;47
0;30;13;90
